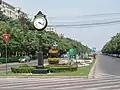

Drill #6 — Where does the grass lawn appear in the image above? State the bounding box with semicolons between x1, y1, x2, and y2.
0;59;95;77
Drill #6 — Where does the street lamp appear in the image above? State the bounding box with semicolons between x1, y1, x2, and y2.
19;13;26;32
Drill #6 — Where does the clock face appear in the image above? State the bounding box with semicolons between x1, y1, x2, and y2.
34;17;47;30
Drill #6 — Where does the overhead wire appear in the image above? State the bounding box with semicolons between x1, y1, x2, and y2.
48;13;120;19
47;13;120;28
48;18;120;28
49;17;120;24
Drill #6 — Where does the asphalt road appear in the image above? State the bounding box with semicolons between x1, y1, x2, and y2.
95;54;120;78
0;59;48;72
1;77;120;90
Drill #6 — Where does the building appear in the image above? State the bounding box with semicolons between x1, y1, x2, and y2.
58;33;64;39
45;27;57;33
45;27;65;38
0;0;27;19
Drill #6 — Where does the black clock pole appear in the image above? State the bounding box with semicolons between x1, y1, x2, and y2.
32;11;48;74
37;31;44;68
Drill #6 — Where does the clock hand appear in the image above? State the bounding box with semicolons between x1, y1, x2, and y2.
38;22;44;25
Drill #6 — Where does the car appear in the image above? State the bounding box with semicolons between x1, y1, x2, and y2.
18;56;31;63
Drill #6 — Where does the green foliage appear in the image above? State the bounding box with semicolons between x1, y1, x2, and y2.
0;57;19;63
48;58;60;64
11;64;35;73
45;65;78;73
0;12;91;60
102;33;120;54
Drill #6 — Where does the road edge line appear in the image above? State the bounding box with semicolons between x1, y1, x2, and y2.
0;76;88;78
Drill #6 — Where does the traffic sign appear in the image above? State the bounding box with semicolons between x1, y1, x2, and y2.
92;47;96;52
3;34;10;44
3;34;10;74
69;48;76;56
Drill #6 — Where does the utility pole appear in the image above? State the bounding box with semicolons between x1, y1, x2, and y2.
21;13;25;32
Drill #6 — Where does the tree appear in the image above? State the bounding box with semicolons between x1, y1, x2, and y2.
0;15;91;58
102;33;120;55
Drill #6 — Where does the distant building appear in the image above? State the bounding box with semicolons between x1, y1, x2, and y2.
0;0;27;19
59;33;64;39
45;27;57;33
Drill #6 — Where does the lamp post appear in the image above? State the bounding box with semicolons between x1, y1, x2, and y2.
19;13;26;32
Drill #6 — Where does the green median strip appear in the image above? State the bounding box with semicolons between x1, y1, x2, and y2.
0;59;95;77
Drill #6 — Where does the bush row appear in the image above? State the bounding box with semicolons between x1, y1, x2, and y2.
45;65;78;73
11;64;35;73
0;57;19;63
11;64;78;73
0;55;38;63
48;58;60;65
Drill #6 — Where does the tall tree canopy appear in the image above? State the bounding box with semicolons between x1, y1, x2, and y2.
102;33;120;55
0;13;91;57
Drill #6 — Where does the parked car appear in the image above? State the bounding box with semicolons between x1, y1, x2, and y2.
60;54;69;58
18;56;31;63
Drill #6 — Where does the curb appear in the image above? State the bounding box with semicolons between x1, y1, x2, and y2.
88;58;98;79
0;76;87;78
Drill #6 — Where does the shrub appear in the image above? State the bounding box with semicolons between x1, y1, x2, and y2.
31;55;37;60
45;65;78;73
48;58;60;65
0;57;19;63
11;64;35;73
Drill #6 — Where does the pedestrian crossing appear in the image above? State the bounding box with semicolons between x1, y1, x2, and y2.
95;72;120;78
0;76;120;90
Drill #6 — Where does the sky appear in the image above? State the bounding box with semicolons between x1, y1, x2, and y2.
4;0;120;50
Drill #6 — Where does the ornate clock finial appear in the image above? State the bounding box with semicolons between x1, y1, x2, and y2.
35;11;46;18
37;11;43;15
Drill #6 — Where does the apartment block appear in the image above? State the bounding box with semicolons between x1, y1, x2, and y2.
0;0;27;19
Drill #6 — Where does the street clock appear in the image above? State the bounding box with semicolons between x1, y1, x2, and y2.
33;11;48;31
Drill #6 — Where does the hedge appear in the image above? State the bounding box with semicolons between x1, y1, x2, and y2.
0;55;37;63
48;58;60;65
11;64;35;73
45;65;78;73
11;64;78;73
0;57;20;63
